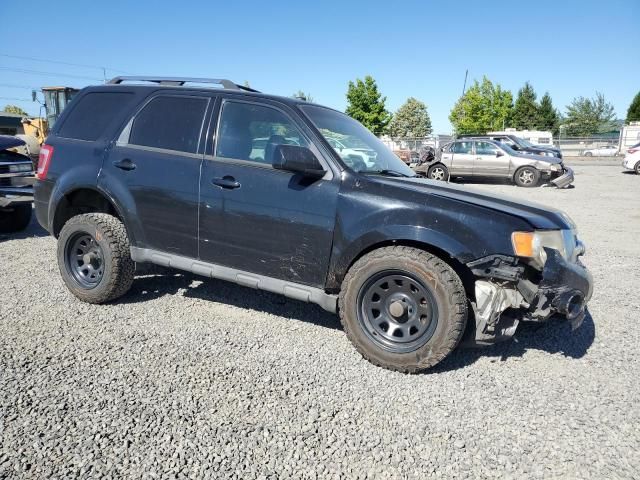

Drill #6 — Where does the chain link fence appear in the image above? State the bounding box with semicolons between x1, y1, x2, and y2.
380;134;632;158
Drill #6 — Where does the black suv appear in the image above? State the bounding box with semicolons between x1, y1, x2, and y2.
34;77;593;373
1;135;33;233
458;134;562;158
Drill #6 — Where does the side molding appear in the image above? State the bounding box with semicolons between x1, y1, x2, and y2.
130;247;338;313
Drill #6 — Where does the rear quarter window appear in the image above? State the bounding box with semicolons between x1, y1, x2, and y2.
57;92;133;141
128;96;208;154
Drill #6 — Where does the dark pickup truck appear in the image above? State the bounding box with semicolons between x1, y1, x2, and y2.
34;77;593;373
0;135;33;233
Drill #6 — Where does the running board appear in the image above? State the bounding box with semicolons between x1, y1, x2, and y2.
130;247;338;313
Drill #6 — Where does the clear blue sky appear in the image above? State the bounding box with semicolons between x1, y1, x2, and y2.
1;0;638;133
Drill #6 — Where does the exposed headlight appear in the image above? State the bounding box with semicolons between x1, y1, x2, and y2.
549;164;561;171
511;230;577;268
8;163;33;173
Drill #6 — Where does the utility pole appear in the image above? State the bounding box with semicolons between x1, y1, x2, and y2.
461;69;468;97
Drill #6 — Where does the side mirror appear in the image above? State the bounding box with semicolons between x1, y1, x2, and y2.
496;150;504;157
272;144;326;178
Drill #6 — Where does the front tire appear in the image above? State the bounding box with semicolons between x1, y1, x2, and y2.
514;166;540;187
0;204;32;233
427;164;448;181
584;151;593;157
635;162;640;174
57;213;135;304
339;246;467;373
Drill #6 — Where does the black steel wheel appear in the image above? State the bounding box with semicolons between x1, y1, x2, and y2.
339;246;468;373
65;232;105;289
357;271;438;353
57;213;135;304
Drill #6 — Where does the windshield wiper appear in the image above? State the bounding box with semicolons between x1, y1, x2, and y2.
365;169;414;178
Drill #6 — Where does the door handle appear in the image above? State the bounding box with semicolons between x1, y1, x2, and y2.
211;176;241;189
113;159;136;171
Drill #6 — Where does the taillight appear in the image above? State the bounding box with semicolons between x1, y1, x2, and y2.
37;144;54;180
629;148;638;154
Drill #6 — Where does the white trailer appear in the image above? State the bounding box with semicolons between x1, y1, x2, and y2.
619;122;640;153
487;128;554;147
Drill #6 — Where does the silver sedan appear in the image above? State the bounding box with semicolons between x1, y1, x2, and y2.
419;139;573;188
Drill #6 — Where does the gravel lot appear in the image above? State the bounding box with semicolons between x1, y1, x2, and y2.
1;164;638;479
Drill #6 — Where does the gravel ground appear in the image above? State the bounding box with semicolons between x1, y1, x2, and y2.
1;165;638;479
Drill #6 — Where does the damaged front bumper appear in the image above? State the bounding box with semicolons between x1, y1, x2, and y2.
465;248;593;345
549;166;574;188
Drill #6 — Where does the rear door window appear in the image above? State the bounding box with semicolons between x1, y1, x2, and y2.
57;92;133;141
128;96;209;154
452;141;473;154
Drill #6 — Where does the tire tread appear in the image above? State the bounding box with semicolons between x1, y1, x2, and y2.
338;246;467;373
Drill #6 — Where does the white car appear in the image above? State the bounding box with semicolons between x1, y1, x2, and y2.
326;137;376;168
622;150;640;174
583;145;619;157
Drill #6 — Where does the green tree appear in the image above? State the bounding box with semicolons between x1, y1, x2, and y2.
449;76;513;134
626;91;640;123
511;82;539;130
3;105;29;116
388;97;432;137
345;75;392;135
564;92;616;136
292;90;314;102
537;92;560;135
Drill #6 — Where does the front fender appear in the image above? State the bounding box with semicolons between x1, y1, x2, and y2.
324;174;532;291
326;224;473;289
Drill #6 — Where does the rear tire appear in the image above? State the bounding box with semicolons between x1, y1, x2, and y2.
57;213;135;304
0;204;32;234
635;162;640;174
584;152;593;157
514;166;540;187
427;164;448;181
338;246;467;373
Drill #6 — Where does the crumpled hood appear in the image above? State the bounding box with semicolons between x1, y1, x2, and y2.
372;175;573;230
0;135;26;151
514;150;563;164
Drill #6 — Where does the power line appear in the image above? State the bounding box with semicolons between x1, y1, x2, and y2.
0;53;132;75
0;67;103;82
0;96;32;102
0;83;40;90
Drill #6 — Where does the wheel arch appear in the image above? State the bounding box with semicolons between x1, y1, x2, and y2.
327;227;477;296
51;186;133;242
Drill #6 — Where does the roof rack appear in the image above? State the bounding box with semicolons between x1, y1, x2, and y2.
107;76;260;92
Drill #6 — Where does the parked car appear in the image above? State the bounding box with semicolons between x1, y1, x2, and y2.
583;145;618;157
622;149;640;174
0;135;34;233
326;137;376;168
34;76;593;373
459;134;562;158
418;139;573;188
393;149;412;164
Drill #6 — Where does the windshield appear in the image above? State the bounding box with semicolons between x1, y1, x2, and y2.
301;105;415;176
516;137;536;148
495;141;518;155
